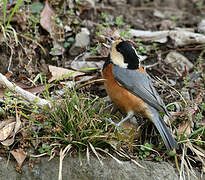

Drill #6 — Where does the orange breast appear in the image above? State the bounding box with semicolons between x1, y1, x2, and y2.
102;64;151;118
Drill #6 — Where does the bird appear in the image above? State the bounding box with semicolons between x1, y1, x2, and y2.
102;38;178;151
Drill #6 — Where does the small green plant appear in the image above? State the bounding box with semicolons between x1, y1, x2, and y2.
152;43;158;52
138;143;154;159
26;13;40;38
90;43;102;55
30;1;43;13
183;76;191;86
167;103;175;111
155;156;162;162
115;16;124;27
64;37;75;48
119;25;132;38
90;46;97;55
101;12;113;27
196;1;203;9
101;12;107;21
137;41;147;54
167;150;176;157
39;143;52;155
68;9;75;16
171;16;177;23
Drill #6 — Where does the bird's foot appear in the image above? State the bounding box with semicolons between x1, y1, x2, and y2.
106;118;120;132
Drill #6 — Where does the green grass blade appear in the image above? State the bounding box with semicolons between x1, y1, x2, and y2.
186;126;205;139
7;0;24;27
3;0;7;25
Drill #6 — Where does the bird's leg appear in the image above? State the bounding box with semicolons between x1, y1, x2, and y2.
107;111;134;131
116;111;134;127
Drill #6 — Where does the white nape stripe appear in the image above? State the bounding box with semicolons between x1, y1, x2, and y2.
131;46;147;62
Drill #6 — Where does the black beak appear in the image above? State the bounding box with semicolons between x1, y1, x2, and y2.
106;37;114;44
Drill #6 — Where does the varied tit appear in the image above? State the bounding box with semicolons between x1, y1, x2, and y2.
102;38;178;151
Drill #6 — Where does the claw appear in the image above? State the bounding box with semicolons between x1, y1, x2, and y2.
106;112;134;132
106;118;120;132
106;118;116;125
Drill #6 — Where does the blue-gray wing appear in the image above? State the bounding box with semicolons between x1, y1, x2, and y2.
113;65;168;114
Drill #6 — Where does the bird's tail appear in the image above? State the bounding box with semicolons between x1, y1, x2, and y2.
151;108;178;151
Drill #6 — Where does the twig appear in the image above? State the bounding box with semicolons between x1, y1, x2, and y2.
144;62;159;70
6;42;14;73
0;73;51;108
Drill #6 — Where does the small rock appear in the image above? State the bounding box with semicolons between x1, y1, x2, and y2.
160;20;176;30
64;25;72;32
69;28;90;56
164;52;194;73
153;10;165;19
198;19;205;34
50;43;65;56
181;87;190;101
75;28;90;47
80;0;95;8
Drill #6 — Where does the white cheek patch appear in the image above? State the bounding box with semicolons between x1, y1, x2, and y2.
111;50;128;68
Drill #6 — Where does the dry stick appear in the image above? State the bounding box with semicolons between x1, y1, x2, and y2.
161;46;205;56
0;73;51;108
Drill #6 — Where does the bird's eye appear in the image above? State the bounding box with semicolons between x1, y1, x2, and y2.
116;46;121;52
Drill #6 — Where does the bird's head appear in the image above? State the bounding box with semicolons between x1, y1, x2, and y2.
106;38;140;69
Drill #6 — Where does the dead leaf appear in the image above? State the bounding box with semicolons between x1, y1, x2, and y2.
40;1;55;34
1;136;15;146
40;1;64;41
177;121;191;136
24;85;47;94
0;118;15;129
14;112;21;134
15;81;31;89
48;65;85;83
0;113;21;146
0;122;15;141
11;148;27;168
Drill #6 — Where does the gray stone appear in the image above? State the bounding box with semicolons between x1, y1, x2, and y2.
164;52;194;73
198;19;205;34
69;28;90;56
0;156;203;180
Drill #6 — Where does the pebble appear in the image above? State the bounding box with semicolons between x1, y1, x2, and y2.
164;52;194;73
198;19;205;34
69;28;90;56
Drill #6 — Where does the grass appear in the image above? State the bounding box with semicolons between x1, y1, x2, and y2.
44;90;111;149
13;87;118;157
2;0;24;28
1;85;180;161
